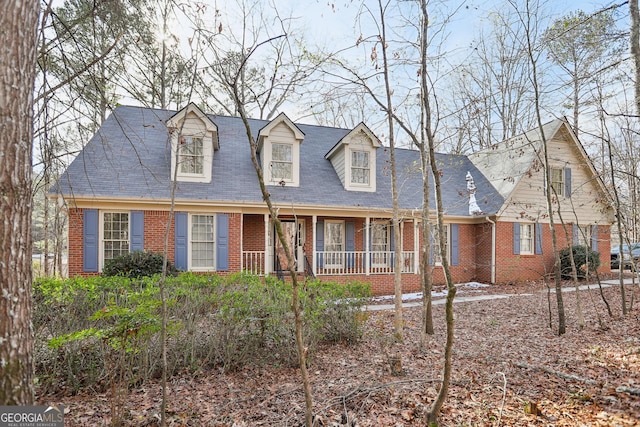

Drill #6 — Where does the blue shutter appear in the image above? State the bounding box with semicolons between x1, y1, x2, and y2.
450;224;459;266
174;212;188;270
316;221;324;268
535;223;543;255
591;225;598;251
565;168;572;197
573;224;579;245
216;214;229;271
83;209;99;272
130;211;144;252
346;221;355;268
513;223;521;255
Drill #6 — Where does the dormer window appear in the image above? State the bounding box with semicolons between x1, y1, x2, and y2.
179;136;204;175
325;123;381;192
257;113;305;187
271;143;293;181
351;150;370;185
167;103;219;184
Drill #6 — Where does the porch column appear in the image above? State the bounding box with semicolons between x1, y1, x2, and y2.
365;216;370;275
264;214;270;275
413;218;419;274
240;213;244;272
312;215;317;275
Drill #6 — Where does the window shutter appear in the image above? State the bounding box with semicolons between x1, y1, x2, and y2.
565;168;572;197
316;221;324;268
535;223;543;255
83;209;99;272
513;223;520;255
130;211;144;252
216;214;229;271
346;221;355;268
389;224;395;266
174;212;188;270
591;224;598;251
451;224;459;266
572;224;579;245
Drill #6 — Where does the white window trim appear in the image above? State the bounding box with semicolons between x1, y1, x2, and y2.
99;211;130;271
270;142;294;183
171;132;213;183
550;167;564;197
346;147;376;192
324;220;345;268
371;222;390;267
188;213;216;272
520;223;535;255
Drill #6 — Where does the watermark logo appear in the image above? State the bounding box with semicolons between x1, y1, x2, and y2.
0;406;64;427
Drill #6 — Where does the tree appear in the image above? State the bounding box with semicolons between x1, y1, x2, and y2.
0;0;39;405
542;9;624;136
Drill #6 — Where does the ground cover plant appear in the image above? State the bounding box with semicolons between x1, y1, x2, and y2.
35;277;640;426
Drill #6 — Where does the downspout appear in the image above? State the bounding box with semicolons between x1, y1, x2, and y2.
485;216;496;284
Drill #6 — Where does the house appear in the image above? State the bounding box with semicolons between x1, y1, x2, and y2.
52;103;613;295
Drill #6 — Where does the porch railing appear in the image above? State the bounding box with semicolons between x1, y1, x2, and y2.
242;251;265;276
241;250;416;277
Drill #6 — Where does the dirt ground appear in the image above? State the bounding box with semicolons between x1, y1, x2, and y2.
42;277;640;426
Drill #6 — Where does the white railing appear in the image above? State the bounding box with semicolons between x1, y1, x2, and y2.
315;251;416;275
242;250;416;276
242;251;265;275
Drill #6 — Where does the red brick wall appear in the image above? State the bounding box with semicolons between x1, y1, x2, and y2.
67;208;84;276
243;214;265;251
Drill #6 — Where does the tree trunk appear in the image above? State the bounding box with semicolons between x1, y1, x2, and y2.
0;0;39;405
631;0;640;117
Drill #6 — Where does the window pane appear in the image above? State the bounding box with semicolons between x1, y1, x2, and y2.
351;151;370;184
550;168;563;196
272;144;293;180
103;212;129;260
325;222;343;252
191;215;215;268
521;224;533;254
179;137;204;174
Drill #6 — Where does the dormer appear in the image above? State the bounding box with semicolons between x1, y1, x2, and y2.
325;123;381;192
257;113;305;187
167;103;219;183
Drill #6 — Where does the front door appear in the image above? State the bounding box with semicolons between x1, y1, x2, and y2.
275;220;298;271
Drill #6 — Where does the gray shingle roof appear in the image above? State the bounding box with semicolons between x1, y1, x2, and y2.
53;105;504;216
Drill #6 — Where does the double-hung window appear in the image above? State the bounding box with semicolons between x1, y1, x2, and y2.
103;212;129;261
430;224;449;264
520;223;534;255
351;151;370;185
371;223;390;266
179;136;204;175
550;167;564;197
191;214;215;269
271;143;293;181
325;221;344;267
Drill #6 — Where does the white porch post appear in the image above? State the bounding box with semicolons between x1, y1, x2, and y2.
264;214;270;275
240;213;244;272
413;218;419;274
365;216;370;275
312;215;317;275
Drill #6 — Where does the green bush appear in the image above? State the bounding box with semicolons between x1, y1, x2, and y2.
560;245;600;279
32;273;371;393
102;251;178;278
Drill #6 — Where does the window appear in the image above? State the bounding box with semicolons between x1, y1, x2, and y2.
351;151;370;185
179;136;204;175
520;223;534;255
371;223;390;266
103;212;129;261
325;221;344;267
191;214;215;269
431;224;449;264
576;225;591;247
550;167;564;196
271;143;293;181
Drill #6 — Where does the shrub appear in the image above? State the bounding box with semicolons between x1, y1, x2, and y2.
102;251;178;278
560;245;600;279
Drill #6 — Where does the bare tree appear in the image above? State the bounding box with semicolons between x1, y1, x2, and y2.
0;0;39;405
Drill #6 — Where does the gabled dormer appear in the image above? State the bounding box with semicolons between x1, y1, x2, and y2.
325;123;381;192
167;103;219;183
257;113;305;187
